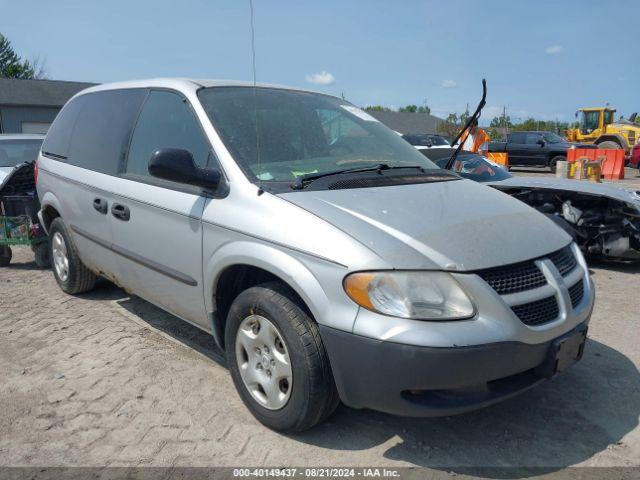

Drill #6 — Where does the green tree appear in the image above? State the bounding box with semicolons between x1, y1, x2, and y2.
398;104;418;113
0;33;43;79
398;104;431;114
490;115;512;128
363;105;392;112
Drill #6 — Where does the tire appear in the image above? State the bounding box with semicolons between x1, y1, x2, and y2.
225;282;338;432
0;246;12;267
49;218;97;294
597;141;622;150
33;241;51;268
548;155;565;174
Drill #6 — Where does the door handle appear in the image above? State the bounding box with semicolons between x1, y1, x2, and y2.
93;198;108;214
111;203;130;221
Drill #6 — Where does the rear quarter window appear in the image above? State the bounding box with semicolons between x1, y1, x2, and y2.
67;89;147;175
41;96;85;159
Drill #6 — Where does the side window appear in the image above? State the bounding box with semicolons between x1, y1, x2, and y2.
67;89;146;175
41;96;85;159
126;90;210;177
508;132;526;144
525;133;542;145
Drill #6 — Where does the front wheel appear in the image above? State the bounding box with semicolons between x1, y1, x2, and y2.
597;141;622;150
225;282;339;432
0;246;12;267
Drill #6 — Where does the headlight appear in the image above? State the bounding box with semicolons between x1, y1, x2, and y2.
343;271;475;320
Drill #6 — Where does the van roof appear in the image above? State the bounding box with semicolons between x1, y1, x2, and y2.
75;77;328;99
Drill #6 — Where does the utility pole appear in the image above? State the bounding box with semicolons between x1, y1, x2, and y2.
502;106;508;137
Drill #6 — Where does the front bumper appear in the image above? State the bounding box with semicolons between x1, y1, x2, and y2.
320;320;590;417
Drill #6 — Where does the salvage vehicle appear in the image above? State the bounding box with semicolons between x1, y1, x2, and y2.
0;134;49;267
565;107;640;156
487;131;596;172
425;148;640;261
0;134;44;184
37;78;593;432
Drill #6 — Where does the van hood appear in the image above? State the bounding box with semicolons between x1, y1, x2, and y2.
279;179;571;271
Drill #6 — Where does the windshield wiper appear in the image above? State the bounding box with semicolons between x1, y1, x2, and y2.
444;79;487;171
290;164;426;190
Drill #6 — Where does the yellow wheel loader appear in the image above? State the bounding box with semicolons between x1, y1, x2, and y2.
565;107;640;157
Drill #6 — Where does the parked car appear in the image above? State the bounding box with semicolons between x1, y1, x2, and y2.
424;148;640;260
37;79;593;432
0;134;44;184
401;133;451;150
631;143;640;169
488;131;596;172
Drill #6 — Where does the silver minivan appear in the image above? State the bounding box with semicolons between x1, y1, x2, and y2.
37;79;594;432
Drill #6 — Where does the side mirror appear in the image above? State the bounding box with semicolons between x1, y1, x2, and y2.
537;138;546;146
148;148;220;190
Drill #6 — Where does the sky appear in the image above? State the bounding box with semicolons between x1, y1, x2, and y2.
2;0;639;125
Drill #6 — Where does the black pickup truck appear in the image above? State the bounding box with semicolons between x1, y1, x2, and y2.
488;131;596;172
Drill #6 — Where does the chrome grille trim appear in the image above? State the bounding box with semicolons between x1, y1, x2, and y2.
477;244;588;328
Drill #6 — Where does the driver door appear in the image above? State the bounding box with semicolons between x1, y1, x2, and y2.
523;133;547;166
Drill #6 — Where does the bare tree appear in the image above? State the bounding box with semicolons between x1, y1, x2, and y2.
29;54;48;79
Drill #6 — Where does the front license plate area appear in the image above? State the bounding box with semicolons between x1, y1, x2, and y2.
536;327;588;379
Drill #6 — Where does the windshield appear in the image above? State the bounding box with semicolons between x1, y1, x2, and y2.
198;87;438;186
542;132;566;144
402;134;449;147
434;153;512;182
580;111;600;134
0;139;43;167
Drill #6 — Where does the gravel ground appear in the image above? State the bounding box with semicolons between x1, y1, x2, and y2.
0;169;639;478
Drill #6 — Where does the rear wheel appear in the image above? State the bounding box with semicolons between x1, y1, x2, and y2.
597;141;622;150
225;282;338;432
49;218;97;294
0;246;12;267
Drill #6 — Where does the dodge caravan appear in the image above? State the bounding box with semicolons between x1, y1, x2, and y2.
37;79;594;432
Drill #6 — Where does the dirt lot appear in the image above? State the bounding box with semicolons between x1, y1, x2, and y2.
0;168;639;477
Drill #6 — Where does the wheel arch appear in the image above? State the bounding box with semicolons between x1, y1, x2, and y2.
204;241;334;350
39;192;64;233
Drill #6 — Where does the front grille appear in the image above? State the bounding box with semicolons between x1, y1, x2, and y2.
511;296;559;326
569;280;584;309
477;245;577;297
477;262;546;295
548;246;577;276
